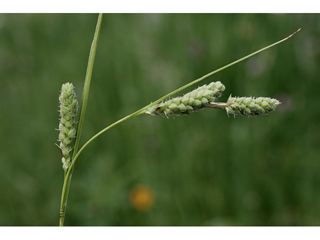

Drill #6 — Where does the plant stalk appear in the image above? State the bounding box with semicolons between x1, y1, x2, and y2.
58;26;300;225
59;13;103;226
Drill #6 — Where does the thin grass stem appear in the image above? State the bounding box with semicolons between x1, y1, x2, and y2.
145;28;301;107
59;13;103;227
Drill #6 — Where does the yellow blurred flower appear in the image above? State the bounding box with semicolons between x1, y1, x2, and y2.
130;185;154;211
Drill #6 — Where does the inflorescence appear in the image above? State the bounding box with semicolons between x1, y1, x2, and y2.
57;82;78;171
144;81;280;118
145;81;226;117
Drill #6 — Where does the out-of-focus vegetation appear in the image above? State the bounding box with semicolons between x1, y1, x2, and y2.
0;14;319;226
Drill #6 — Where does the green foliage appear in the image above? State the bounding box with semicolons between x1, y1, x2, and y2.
1;13;320;226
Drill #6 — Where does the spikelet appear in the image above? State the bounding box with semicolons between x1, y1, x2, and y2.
57;83;78;171
225;95;280;117
145;81;225;117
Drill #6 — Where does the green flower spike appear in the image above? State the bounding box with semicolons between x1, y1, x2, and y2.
225;95;280;117
145;81;225;117
57;82;78;171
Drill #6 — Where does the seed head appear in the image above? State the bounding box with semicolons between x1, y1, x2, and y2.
145;81;225;117
226;95;280;117
57;82;78;171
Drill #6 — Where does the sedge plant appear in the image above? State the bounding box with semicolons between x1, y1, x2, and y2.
57;13;300;226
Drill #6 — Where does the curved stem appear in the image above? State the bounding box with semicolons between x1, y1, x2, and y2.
59;108;145;225
150;29;301;104
68;108;146;172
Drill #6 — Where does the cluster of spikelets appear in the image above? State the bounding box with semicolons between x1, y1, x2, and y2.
57;83;78;171
56;81;280;170
226;96;280;116
144;81;280;117
145;81;226;117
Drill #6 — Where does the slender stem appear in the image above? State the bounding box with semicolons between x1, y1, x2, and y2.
148;29;301;105
73;13;104;167
67;108;146;173
59;13;103;226
206;102;230;109
59;110;145;225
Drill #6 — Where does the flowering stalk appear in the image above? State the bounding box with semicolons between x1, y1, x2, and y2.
58;22;300;226
59;14;103;227
145;82;281;118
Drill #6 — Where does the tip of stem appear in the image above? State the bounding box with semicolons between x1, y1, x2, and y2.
286;28;301;40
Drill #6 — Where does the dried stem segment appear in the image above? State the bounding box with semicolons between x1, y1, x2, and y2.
145;81;225;117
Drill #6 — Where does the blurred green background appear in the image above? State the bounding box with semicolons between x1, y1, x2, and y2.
0;13;319;226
